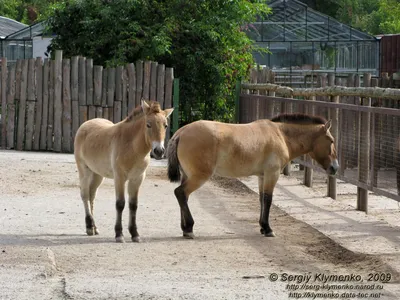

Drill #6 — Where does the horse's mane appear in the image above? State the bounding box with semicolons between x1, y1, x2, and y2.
271;113;326;125
124;101;162;122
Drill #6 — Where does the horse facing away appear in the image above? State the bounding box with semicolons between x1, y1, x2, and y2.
74;100;173;243
167;113;339;239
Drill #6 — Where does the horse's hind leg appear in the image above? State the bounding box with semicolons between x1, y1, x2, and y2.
89;173;104;235
127;173;145;243
258;169;280;237
77;163;99;236
175;173;209;239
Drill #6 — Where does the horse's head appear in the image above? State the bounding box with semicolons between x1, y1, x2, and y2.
142;100;173;160
309;120;339;175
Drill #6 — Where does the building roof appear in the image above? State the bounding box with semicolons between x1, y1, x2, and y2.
6;21;47;39
248;0;376;42
0;16;27;38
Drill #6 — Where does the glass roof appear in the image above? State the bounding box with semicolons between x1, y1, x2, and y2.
248;0;376;42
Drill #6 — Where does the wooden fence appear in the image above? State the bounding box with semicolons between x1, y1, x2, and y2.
0;51;175;153
239;69;400;212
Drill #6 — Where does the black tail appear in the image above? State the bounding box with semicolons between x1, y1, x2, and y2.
167;136;181;182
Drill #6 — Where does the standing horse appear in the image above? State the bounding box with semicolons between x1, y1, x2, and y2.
74;101;173;243
167;113;339;238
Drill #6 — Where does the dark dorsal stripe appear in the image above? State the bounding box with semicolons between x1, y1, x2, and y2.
271;113;326;125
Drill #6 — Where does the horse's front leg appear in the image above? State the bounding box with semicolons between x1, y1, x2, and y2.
127;173;145;243
114;175;126;243
258;169;280;237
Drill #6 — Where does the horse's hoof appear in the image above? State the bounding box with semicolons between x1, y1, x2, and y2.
115;236;125;243
95;229;100;235
131;236;140;243
260;228;265;235
86;228;95;236
183;232;194;239
264;231;276;237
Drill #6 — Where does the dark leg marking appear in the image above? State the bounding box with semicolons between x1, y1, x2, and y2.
85;215;95;235
258;193;264;232
128;200;139;240
115;199;125;239
174;186;194;238
259;193;275;237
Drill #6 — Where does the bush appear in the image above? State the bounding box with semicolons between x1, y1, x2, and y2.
46;0;269;123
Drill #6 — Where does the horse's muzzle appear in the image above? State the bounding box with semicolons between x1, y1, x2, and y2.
327;159;339;175
152;146;165;160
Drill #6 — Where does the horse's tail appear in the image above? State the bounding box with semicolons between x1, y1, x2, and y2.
167;135;181;182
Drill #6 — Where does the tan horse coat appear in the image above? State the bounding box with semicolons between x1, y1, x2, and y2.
74;101;173;242
167;114;338;238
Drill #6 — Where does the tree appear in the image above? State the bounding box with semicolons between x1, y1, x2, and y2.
299;0;400;36
0;0;60;24
46;0;270;123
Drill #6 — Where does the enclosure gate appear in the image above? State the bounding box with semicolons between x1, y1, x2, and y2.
0;51;178;153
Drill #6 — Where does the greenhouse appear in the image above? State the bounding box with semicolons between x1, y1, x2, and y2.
248;0;380;86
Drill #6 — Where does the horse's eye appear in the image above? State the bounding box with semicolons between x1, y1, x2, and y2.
146;123;151;128
164;124;168;129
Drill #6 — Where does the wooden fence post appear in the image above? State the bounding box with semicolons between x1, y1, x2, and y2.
327;73;338;199
25;58;36;150
86;58;93;106
71;56;79;143
62;58;72;152
53;50;63;152
135;61;143;107
172;78;180;134
78;56;87;126
40;59;49;150
357;73;372;213
33;57;43;151
93;65;103;106
235;79;241;123
143;61;151;100
107;67;115;122
121;67;128;118
6;63;16;149
126;63;136;112
164;67;174;142
156;64;165;107
1;58;7;148
150;61;158;101
16;59;28;150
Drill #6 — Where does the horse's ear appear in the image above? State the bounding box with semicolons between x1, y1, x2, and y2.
164;108;174;118
141;99;150;114
324;119;332;132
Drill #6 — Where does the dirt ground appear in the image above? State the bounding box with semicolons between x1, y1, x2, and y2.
0;151;399;299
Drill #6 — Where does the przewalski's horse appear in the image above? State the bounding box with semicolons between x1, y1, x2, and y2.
74;101;173;243
167;113;339;239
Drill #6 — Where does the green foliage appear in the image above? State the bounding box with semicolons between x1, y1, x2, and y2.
46;0;270;123
0;0;60;24
300;0;400;36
